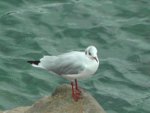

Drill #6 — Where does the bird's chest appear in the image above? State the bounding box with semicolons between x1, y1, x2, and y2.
84;60;99;75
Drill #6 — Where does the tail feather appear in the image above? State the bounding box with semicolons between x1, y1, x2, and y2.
27;61;40;65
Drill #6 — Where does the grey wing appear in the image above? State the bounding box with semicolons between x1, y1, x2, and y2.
49;60;85;75
38;52;85;75
38;56;58;69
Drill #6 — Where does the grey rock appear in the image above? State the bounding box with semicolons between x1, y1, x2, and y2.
2;84;106;113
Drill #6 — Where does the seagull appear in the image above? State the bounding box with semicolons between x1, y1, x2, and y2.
27;45;99;101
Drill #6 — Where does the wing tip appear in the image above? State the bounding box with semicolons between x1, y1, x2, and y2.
27;61;40;65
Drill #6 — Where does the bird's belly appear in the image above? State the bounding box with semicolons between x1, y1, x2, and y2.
62;73;92;81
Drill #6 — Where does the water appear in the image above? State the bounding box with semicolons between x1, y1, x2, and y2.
0;0;150;113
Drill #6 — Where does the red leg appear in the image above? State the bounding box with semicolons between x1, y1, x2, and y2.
71;80;83;101
75;79;81;94
71;81;75;97
71;81;78;101
75;79;78;90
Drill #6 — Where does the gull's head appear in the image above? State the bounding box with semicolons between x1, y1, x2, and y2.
85;46;99;63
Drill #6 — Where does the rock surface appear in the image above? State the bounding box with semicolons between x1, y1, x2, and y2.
2;84;106;113
2;107;30;113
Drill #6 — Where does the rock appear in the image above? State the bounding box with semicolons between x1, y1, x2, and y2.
2;107;30;113
2;84;106;113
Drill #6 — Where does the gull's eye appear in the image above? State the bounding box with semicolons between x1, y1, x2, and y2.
89;52;91;56
85;51;87;55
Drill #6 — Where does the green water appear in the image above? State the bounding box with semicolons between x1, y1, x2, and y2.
0;0;150;113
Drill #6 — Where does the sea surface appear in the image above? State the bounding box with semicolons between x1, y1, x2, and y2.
0;0;150;113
